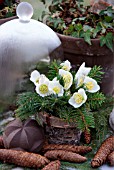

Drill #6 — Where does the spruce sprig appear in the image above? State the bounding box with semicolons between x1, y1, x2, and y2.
47;60;61;80
16;92;42;120
87;92;106;110
93;96;114;143
88;65;104;83
76;107;95;131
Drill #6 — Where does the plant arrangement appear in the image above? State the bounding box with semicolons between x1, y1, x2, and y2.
15;59;112;140
0;60;114;170
41;0;114;51
0;0;19;19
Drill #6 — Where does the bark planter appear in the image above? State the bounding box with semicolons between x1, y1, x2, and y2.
57;33;114;95
39;112;82;145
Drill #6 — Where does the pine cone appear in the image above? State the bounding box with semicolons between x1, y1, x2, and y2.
42;160;60;170
84;130;91;144
91;136;114;168
44;150;87;163
0;149;49;168
107;151;114;166
42;144;92;155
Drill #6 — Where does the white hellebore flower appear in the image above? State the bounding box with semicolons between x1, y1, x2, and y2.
59;69;73;90
69;88;87;108
60;60;72;71
49;79;64;96
30;70;40;86
75;62;91;79
35;76;50;97
84;76;100;93
76;74;85;88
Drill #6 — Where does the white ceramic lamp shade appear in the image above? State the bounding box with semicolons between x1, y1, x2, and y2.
0;2;61;98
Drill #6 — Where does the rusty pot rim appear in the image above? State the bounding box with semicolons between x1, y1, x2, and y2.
57;33;102;43
0;16;18;25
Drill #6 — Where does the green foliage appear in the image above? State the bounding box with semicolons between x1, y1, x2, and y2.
84;30;92;45
41;0;114;51
61;161;99;170
93;96;114;144
0;0;19;19
87;92;106;110
16;92;40;120
47;59;61;80
16;91;70;120
0;163;16;170
88;65;104;83
105;32;114;51
75;107;95;131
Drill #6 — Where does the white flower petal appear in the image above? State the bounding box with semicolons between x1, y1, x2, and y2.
30;70;40;85
78;88;87;102
59;69;67;76
60;60;72;71
75;62;91;79
68;88;87;108
53;77;58;81
76;74;85;88
39;74;49;84
49;80;64;96
35;77;50;97
59;69;73;90
84;76;100;93
83;67;91;76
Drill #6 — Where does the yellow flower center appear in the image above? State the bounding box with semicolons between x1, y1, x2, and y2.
78;77;84;86
39;84;48;94
62;65;69;71
86;82;94;90
74;93;84;104
36;79;39;84
53;87;60;94
63;74;72;89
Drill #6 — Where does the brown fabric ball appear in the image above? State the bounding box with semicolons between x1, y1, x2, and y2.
3;118;45;153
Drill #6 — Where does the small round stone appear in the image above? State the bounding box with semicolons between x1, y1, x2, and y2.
16;2;33;22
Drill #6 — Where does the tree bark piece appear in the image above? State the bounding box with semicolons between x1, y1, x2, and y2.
44;150;87;163
91;136;114;168
42;144;92;155
0;136;4;148
107;151;114;166
0;149;49;168
42;160;61;170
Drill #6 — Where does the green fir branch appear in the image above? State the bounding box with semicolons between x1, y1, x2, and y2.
88;65;104;83
47;60;61;80
87;92;106;110
57;105;78;123
15;92;70;120
16;92;42;120
77;107;95;131
93;96;114;143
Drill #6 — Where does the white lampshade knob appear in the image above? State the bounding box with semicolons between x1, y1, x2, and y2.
16;2;33;22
